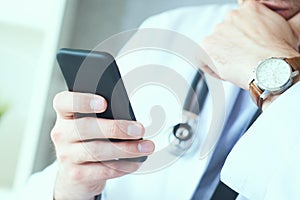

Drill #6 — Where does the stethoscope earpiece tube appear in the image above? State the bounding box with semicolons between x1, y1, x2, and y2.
169;70;208;156
183;70;208;115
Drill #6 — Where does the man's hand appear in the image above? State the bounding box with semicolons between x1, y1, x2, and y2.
51;91;155;200
201;1;300;89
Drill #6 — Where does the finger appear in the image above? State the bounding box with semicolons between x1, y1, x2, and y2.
198;41;222;79
240;1;280;18
242;0;293;23
197;48;221;79
288;11;300;46
237;0;244;5
51;118;145;143
230;2;284;31
53;91;107;118
59;140;155;163
66;160;141;184
201;64;221;80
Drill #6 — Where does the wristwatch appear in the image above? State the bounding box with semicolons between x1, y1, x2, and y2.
249;57;300;108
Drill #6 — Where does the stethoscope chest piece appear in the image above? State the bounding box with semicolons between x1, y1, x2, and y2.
168;111;199;156
173;123;192;141
167;71;208;157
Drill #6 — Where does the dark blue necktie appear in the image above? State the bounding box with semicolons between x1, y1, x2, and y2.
191;88;261;200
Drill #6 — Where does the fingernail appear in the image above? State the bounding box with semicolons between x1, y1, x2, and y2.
138;141;154;153
90;99;104;111
127;124;143;137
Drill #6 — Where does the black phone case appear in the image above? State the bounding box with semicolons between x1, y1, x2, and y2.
56;48;147;162
57;48;135;120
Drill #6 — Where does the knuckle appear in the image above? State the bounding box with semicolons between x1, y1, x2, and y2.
68;166;86;182
50;126;62;143
109;121;119;137
57;153;69;163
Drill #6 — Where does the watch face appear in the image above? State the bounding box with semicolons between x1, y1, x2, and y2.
256;58;292;91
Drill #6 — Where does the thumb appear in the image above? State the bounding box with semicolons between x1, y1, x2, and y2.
289;12;300;47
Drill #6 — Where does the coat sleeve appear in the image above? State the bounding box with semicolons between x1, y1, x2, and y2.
221;82;300;200
18;162;58;200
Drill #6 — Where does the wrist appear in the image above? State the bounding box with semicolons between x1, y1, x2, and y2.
54;174;103;200
244;50;300;89
248;55;300;109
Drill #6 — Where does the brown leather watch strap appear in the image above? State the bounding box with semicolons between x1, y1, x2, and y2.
249;79;263;108
284;57;300;71
285;57;300;83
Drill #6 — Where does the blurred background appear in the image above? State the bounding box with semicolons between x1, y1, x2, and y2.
0;0;234;198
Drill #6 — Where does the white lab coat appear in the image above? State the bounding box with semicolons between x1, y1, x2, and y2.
21;3;300;200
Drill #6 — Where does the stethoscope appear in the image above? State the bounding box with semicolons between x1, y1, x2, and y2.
168;71;208;156
95;73;208;199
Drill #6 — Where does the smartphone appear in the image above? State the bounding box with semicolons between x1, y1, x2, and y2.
56;48;135;120
56;48;146;162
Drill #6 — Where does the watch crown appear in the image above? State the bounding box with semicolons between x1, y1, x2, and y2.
291;70;299;78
